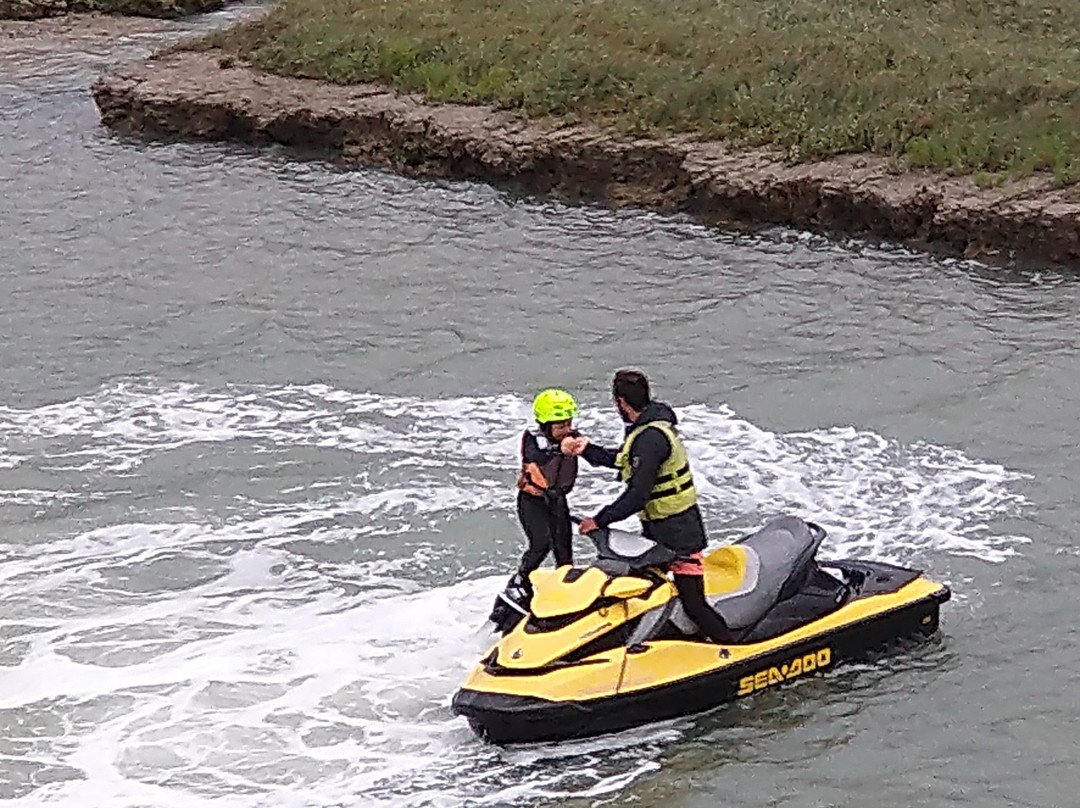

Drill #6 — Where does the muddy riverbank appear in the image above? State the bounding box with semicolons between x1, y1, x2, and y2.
1;0;222;22
90;51;1080;266
0;12;175;42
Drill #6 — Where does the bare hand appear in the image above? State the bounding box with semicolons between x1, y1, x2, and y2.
561;436;589;456
578;517;599;535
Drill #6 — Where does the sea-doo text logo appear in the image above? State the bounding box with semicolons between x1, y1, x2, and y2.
736;648;832;696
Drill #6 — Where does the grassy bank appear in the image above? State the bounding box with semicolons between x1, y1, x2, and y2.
200;0;1080;183
0;0;221;20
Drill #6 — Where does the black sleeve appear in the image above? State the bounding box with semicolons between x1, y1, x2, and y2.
594;428;671;527
520;431;548;464
581;442;618;468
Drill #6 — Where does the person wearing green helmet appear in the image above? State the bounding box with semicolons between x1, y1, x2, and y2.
488;388;604;631
515;388;583;575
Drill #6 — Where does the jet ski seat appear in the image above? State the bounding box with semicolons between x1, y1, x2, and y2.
629;516;826;643
701;545;761;624
706;515;824;629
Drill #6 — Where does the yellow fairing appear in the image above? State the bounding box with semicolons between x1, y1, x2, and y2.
461;650;629;701
605;577;652;599
529;567;608;618
491;583;672;671
462;578;947;700
529;567;659;618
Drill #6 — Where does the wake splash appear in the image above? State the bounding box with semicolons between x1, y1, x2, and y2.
0;382;1029;562
0;382;1030;806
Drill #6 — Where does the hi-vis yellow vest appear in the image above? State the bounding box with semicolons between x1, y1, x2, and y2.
614;421;698;521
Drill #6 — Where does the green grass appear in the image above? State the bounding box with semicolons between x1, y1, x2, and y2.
199;0;1080;182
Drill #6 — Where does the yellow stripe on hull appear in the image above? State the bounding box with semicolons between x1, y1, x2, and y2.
460;578;947;701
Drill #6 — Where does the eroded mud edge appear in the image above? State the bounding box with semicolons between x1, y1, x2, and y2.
91;49;1080;266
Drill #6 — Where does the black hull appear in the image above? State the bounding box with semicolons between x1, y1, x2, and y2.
452;586;950;745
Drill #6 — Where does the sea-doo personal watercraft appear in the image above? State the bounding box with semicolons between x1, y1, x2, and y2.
453;515;950;744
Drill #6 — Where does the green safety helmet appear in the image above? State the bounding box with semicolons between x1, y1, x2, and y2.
532;388;578;424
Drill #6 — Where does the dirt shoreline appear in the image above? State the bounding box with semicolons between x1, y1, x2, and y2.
0;0;222;21
90;50;1080;266
1;11;176;40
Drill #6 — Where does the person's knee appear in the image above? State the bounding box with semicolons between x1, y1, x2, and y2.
681;596;711;622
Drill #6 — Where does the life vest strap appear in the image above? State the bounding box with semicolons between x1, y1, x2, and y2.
647;477;696;503
653;462;690;486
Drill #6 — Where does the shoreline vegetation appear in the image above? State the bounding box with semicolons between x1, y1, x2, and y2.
66;0;1080;264
194;0;1080;186
0;0;220;20
91;50;1080;265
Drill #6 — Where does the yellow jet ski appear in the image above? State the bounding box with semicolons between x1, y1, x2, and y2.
452;516;950;744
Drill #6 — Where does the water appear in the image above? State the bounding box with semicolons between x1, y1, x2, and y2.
1;10;1078;807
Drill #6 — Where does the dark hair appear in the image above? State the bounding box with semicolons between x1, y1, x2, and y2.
612;369;651;410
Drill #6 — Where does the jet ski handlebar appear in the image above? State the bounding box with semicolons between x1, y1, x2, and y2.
571;515;677;569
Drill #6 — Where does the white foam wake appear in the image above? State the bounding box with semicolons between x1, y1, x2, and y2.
0;382;1030;562
0;382;1031;806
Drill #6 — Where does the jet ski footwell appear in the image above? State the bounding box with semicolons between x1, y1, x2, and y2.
453;577;950;745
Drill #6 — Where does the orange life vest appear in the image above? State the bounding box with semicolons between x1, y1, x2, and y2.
517;430;578;497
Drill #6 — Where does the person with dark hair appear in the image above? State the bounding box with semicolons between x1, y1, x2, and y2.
571;369;734;645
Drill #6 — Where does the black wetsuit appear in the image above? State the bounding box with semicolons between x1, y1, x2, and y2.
516;429;578;574
588;402;734;644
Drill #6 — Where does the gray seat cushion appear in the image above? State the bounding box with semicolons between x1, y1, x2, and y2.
629;515;823;641
708;515;819;629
